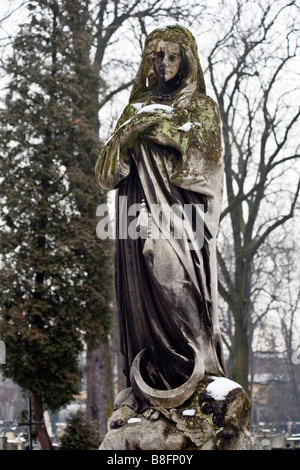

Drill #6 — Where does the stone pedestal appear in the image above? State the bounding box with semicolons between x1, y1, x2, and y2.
100;376;258;450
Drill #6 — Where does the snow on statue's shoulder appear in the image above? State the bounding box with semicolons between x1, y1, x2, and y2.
131;103;143;111
178;122;202;132
206;376;242;401
137;104;174;115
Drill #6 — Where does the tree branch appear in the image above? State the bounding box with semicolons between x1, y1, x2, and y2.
99;79;134;110
0;1;30;24
250;177;300;257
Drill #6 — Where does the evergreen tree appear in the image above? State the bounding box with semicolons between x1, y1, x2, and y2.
0;0;112;449
58;409;101;450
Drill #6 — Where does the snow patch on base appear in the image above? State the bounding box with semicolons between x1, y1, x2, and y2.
182;409;196;416
128;418;142;424
206;376;242;401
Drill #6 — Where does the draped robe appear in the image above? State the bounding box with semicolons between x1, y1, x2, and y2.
96;90;226;411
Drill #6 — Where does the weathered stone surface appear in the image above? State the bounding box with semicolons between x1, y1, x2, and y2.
101;415;188;451
99;377;258;450
95;25;227;415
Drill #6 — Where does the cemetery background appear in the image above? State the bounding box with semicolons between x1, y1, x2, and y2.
0;0;299;450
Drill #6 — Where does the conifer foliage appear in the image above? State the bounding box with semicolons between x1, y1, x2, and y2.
0;0;112;449
58;409;101;450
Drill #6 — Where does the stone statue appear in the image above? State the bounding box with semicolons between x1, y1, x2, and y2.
95;25;226;414
95;25;258;450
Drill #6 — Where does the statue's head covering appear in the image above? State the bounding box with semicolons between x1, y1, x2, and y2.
129;25;206;104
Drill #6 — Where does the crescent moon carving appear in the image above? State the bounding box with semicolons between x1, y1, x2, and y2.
130;343;204;409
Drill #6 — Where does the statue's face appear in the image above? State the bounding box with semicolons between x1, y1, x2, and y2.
154;41;181;82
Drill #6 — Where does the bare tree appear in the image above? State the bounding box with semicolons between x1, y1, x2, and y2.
247;222;300;426
276;233;300;415
202;0;300;394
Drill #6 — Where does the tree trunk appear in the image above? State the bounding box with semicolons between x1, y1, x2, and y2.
232;318;249;396
86;338;113;440
288;360;300;416
32;393;53;450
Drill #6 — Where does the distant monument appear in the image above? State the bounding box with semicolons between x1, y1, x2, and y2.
96;25;256;450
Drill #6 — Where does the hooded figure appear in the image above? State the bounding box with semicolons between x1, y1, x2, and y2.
96;25;226;413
